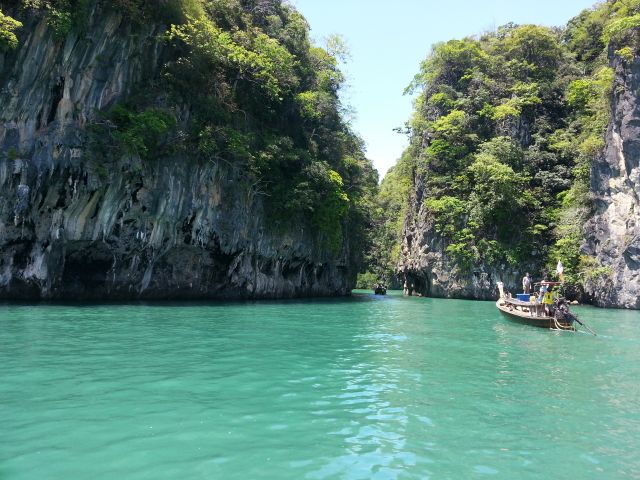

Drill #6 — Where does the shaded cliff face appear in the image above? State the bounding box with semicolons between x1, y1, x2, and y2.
0;10;352;300
398;177;533;300
583;54;640;309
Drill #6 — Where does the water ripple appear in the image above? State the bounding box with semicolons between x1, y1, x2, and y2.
1;295;639;479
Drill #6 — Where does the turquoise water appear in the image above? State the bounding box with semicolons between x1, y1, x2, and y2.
1;291;639;480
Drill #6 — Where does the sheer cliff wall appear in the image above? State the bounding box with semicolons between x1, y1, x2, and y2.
0;9;352;300
583;53;640;309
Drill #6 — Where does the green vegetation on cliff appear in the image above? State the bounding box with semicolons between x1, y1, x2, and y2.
365;0;640;289
3;0;377;264
158;0;378;258
0;8;21;50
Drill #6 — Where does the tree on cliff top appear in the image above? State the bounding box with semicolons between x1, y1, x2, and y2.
0;9;21;51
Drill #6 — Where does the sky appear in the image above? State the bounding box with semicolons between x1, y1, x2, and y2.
290;0;599;178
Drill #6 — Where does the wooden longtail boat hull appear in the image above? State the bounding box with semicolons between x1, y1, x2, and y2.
495;300;574;330
496;300;554;328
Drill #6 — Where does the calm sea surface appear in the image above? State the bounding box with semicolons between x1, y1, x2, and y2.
1;291;639;479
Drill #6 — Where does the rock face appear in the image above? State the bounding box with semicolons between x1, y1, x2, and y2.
0;10;352;300
582;54;640;309
398;177;537;300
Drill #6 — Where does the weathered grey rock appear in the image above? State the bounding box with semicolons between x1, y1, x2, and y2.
583;53;640;309
0;8;352;300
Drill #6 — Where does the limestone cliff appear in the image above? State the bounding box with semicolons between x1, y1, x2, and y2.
583;53;640;309
398;50;640;307
0;6;360;300
394;13;639;308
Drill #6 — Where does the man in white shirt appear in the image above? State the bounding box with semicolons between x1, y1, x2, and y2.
522;272;532;294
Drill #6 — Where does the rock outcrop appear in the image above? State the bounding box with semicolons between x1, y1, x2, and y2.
0;8;352;300
583;53;640;309
398;50;640;308
398;177;536;300
397;29;640;309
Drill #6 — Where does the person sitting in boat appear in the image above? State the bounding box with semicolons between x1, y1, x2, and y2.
522;272;532;294
554;298;572;324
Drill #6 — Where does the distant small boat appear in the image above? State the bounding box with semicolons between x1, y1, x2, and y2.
374;285;387;295
496;282;575;331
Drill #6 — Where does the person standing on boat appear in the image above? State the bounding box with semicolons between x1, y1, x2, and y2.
522;272;532;294
538;276;553;316
538;277;548;297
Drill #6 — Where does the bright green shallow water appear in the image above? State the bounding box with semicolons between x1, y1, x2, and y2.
1;292;639;480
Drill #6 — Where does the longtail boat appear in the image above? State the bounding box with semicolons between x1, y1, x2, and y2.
496;281;576;331
374;284;387;295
